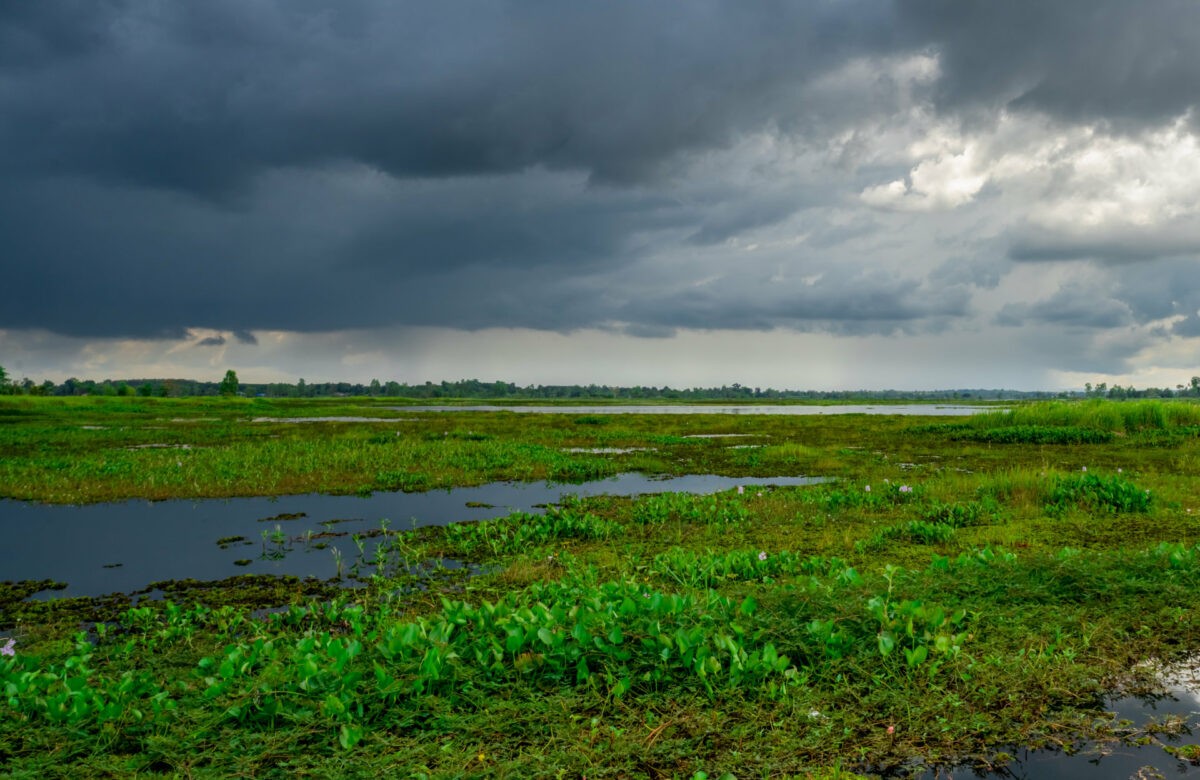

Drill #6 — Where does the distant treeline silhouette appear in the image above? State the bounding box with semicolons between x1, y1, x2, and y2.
3;366;1198;400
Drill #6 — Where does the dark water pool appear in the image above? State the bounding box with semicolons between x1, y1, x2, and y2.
912;678;1200;779
1;473;823;598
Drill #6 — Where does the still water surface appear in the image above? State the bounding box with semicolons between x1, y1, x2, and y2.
1;473;822;598
909;663;1200;779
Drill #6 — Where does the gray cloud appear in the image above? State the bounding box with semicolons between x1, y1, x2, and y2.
620;266;972;336
1008;222;1200;264
0;1;900;198
896;0;1200;129
2;0;1200;388
930;254;1007;290
195;335;226;347
995;283;1135;330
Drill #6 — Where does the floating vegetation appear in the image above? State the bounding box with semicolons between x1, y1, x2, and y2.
258;511;307;523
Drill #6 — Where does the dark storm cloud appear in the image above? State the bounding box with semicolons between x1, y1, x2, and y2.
0;0;898;197
996;256;1200;361
896;0;1200;129
195;335;226;347
3;1;1200;346
1106;257;1200;338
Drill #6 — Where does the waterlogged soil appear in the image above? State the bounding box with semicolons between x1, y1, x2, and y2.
0;473;823;598
913;661;1200;779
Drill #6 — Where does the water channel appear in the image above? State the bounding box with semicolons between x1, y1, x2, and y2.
0;473;824;598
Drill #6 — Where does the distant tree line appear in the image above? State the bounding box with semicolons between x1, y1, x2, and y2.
2;364;1200;400
1083;378;1200;400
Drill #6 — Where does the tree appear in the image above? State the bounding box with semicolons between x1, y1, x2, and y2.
219;370;240;396
0;364;9;394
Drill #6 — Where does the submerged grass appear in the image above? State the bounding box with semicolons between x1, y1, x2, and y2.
4;398;1200;776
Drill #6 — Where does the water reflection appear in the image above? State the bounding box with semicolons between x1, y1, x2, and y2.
915;684;1200;779
0;473;823;598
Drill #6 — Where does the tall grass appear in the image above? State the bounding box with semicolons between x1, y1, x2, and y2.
970;399;1200;432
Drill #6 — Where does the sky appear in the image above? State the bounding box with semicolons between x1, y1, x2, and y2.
3;1;1200;391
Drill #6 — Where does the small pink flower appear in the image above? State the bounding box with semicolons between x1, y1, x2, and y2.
0;638;14;657
899;485;912;493
758;551;768;561
886;725;895;735
864;485;871;492
736;485;745;495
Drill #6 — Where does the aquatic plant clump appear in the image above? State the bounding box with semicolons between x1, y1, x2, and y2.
1046;472;1154;516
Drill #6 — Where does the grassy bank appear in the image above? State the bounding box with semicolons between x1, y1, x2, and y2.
4;398;1200;777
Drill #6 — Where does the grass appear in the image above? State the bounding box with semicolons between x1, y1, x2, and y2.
3;398;1200;777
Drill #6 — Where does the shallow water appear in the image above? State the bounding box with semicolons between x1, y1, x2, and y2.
392;404;993;416
0;473;823;598
914;676;1200;779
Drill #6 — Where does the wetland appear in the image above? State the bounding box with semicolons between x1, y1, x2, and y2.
4;396;1200;778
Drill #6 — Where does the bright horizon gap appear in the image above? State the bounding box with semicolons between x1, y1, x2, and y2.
5;326;1200;394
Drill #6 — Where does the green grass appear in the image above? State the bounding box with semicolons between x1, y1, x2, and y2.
4;397;1200;777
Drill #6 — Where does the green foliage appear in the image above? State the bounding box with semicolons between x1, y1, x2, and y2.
1045;472;1153;516
218;370;240;397
855;521;957;553
970;399;1200;433
441;506;625;557
936;424;1114;444
921;499;995;528
632;491;751;526
646;548;850;589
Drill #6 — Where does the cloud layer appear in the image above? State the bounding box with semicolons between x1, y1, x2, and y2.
3;1;1200;384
